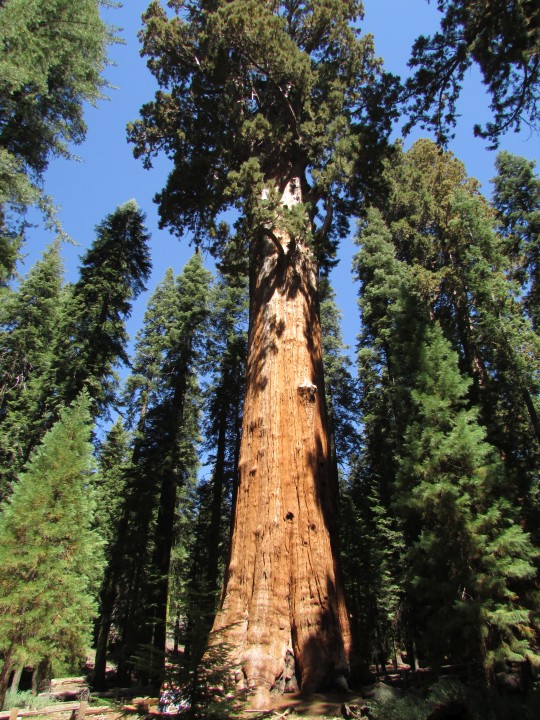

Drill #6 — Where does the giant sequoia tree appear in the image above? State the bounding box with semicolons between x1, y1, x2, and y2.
129;0;395;699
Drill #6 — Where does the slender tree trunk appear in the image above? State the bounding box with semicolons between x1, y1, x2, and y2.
143;371;188;680
93;580;115;690
31;658;49;695
9;665;23;694
0;642;15;710
210;178;350;703
145;463;178;681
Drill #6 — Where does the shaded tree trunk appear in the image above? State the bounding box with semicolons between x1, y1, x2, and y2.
10;665;23;693
144;461;180;681
0;643;15;710
93;580;115;690
210;178;350;702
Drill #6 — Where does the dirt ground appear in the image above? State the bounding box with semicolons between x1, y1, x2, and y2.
120;689;366;720
242;689;366;718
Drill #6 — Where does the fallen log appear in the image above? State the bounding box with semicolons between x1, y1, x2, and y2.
48;678;90;701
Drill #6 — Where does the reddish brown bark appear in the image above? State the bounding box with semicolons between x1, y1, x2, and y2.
209;180;351;703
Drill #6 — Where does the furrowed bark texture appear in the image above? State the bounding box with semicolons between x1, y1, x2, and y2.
210;180;351;698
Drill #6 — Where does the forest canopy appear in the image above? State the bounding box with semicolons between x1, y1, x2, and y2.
1;1;540;717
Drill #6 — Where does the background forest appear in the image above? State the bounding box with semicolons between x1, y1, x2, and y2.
1;1;540;719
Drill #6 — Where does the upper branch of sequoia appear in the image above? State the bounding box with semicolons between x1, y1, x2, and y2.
128;0;399;266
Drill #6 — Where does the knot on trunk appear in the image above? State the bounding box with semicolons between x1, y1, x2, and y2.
297;380;317;402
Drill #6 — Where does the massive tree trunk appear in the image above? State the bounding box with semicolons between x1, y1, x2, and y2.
210;178;350;703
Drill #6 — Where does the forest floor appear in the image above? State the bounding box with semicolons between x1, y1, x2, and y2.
242;689;365;719
114;689;367;719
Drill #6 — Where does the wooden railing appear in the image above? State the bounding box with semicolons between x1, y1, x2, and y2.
0;701;112;720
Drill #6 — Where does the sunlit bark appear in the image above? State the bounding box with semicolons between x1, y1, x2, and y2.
210;179;350;703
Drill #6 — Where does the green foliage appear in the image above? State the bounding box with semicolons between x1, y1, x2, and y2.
0;393;104;682
0;242;63;410
0;0;116;259
0;242;64;497
348;211;413;668
403;0;540;146
129;0;398;266
0;202;150;502
370;140;540;527
340;469;404;673
352;141;540;673
94;419;131;549
492;151;540;328
397;323;537;670
367;678;540;720
3;690;56;711
53;200;152;416
319;277;360;466
0;0;112;172
167;589;244;720
96;255;211;684
187;270;248;621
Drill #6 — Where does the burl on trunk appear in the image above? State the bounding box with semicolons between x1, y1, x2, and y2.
209;178;351;701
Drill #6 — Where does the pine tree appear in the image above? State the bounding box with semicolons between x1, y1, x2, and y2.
396;322;538;675
128;1;399;697
94;420;131;550
350;207;411;672
0;0;114;268
95;268;179;686
92;419;132;690
0;242;64;498
366;139;540;535
190;271;248;620
353;181;540;677
319;277;360;474
178;269;248;688
0;203;151;501
94;256;211;686
52;200;152;416
492;151;540;328
0;242;62;406
339;465;404;676
0;392;104;708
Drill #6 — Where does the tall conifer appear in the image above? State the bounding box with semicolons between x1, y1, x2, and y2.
94;256;211;685
492;151;540;328
0;242;63;497
0;392;104;707
192;272;248;613
397;322;538;674
92;419;132;689
53;200;151;416
319;277;360;472
364;140;540;535
353;178;540;676
350;208;410;671
0;0;114;271
180;270;248;684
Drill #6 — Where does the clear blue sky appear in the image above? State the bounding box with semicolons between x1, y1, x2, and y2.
23;0;540;359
